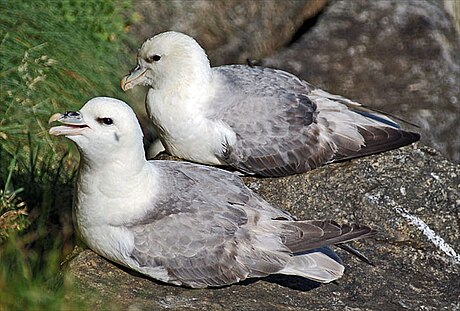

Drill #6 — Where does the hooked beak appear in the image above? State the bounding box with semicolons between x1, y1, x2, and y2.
120;64;147;91
48;111;89;136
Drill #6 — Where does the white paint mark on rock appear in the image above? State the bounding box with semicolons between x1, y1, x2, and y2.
395;206;460;264
364;193;460;264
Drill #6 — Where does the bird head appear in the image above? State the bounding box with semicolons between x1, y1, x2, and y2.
49;97;144;163
120;31;211;92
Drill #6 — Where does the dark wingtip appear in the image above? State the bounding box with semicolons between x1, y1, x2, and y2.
289;221;377;255
336;243;375;266
336;127;420;162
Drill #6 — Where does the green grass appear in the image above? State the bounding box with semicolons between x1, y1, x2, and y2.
0;148;29;241
0;0;134;309
0;0;132;159
0;144;77;310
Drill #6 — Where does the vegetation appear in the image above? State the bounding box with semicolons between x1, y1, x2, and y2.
0;0;132;309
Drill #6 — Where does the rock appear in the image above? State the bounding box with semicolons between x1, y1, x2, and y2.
443;0;460;33
127;0;326;65
66;144;460;310
263;0;460;163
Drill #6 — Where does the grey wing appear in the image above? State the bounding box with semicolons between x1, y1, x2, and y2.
211;65;335;177
123;162;375;286
209;65;419;177
128;204;251;288
125;161;291;288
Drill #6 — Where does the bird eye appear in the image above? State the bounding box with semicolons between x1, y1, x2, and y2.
97;117;113;125
146;54;161;63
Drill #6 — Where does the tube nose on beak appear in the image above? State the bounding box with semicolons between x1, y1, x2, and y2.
48;111;84;124
63;111;81;118
48;109;88;137
120;64;147;91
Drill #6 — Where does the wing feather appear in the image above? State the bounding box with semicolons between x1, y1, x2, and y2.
209;65;419;176
280;220;376;255
120;161;374;287
124;161;291;287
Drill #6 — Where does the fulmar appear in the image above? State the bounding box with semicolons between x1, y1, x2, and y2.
49;97;375;288
121;31;420;177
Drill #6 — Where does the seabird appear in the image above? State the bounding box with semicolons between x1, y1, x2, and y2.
49;97;375;288
121;31;420;177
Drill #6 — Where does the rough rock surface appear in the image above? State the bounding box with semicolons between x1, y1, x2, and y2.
263;0;460;163
128;0;326;65
66;144;459;310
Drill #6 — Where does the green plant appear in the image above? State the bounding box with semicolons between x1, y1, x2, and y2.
0;140;78;310
0;140;75;310
0;0;131;161
0;190;28;239
0;0;132;309
0;150;29;241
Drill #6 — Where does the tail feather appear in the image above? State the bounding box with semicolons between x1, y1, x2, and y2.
277;220;376;283
280;252;345;283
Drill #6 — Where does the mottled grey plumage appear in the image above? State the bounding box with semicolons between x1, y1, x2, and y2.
211;65;419;176
121;31;420;177
49;97;376;288
124;161;375;287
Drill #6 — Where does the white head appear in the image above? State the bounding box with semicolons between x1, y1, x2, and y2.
120;31;211;92
49;97;145;165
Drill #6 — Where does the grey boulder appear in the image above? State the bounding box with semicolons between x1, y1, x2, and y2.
263;0;460;163
66;144;459;310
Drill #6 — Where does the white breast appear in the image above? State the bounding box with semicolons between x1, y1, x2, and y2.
146;89;236;165
74;163;159;264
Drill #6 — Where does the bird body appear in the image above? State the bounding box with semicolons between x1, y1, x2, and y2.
49;97;375;288
121;31;420;177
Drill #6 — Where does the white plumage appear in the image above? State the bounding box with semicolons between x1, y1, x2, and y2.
49;97;375;288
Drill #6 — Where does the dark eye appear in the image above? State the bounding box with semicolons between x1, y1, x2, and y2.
97;117;113;125
146;54;161;63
